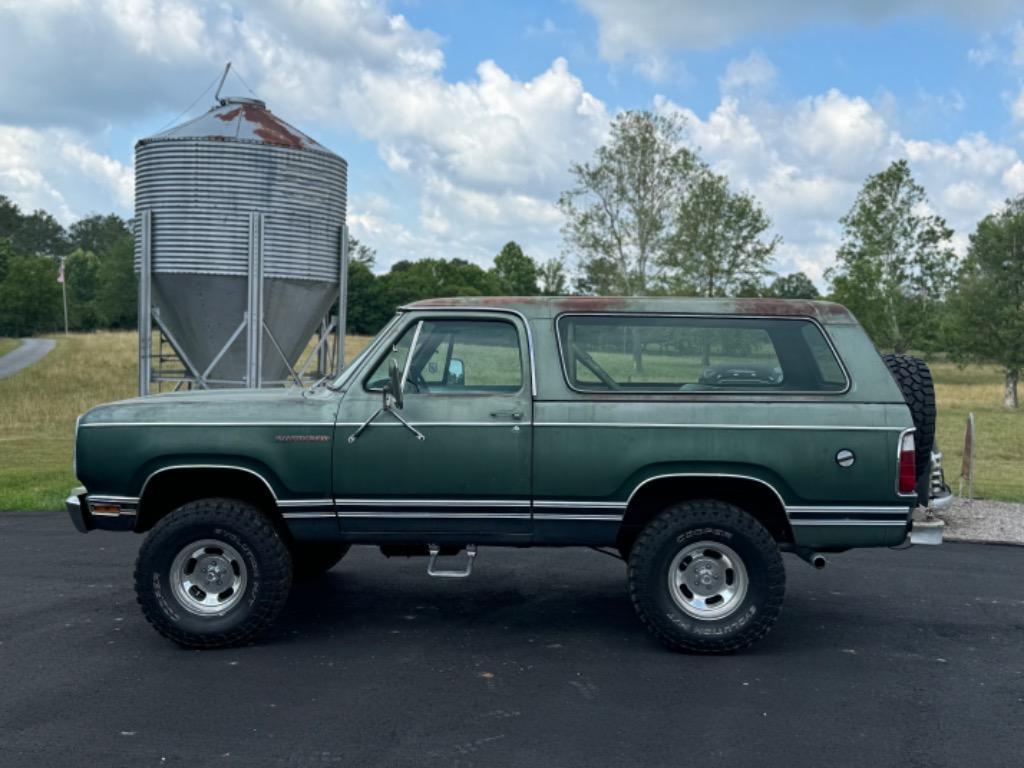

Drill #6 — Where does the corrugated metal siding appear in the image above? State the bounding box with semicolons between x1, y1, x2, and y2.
134;140;347;282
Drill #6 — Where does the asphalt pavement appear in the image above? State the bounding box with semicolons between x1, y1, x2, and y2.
1;511;1021;768
0;338;55;380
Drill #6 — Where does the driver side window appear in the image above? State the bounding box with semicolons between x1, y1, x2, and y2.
367;318;523;393
365;327;415;390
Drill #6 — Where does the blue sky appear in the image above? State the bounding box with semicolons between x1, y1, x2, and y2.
3;0;1024;285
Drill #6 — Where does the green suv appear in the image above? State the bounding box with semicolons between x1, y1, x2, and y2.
67;297;949;652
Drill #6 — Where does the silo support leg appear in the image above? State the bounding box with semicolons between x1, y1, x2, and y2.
262;320;302;387
153;312;208;389
138;210;153;396
296;318;337;382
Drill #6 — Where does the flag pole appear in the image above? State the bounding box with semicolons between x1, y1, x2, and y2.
59;256;69;336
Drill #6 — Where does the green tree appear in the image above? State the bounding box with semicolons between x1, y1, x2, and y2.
14;210;68;256
0;196;21;239
538;258;568;295
94;236;137;329
0;196;68;256
346;259;390;334
491;241;539;295
381;258;500;305
827;160;956;353
0;255;63;336
946;196;1024;408
343;238;391;335
0;237;12;283
68;214;132;255
768;271;820;299
662;169;779;297
348;236;376;268
65;249;101;330
558;111;701;295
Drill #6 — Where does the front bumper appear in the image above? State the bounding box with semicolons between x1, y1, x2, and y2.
66;487;137;533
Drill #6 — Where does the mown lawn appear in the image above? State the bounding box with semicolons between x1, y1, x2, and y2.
930;361;1023;502
0;332;372;511
0;338;21;358
0;332;1020;508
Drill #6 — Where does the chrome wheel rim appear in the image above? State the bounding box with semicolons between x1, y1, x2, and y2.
170;539;248;616
668;540;748;620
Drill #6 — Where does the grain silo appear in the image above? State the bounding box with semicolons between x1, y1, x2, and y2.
134;95;349;393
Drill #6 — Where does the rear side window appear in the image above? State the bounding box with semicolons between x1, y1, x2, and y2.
556;314;847;393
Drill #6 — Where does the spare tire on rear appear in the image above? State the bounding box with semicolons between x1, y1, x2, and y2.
881;353;936;504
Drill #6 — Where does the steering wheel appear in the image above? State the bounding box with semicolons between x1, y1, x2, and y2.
407;371;430;394
571;344;621;390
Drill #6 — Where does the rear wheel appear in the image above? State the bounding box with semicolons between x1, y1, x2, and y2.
134;498;293;648
628;500;785;653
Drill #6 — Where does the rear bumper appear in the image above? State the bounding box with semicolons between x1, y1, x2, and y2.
909;518;944;545
929;487;954;512
66;487;137;533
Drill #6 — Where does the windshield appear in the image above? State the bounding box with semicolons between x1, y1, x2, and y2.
328;313;402;390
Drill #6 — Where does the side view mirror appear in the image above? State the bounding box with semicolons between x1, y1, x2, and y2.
383;358;404;409
349;356;422;444
447;358;465;386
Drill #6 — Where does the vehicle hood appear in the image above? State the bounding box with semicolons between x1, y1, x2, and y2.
79;387;340;426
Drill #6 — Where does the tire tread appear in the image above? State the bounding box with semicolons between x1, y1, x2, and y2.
134;498;292;649
628;500;785;654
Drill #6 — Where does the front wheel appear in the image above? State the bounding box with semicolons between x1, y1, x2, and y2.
134;498;293;648
628;500;785;653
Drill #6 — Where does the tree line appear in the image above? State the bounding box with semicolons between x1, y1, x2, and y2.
0;109;1020;406
0;198;136;337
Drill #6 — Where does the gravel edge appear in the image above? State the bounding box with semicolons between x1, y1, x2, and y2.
932;497;1024;546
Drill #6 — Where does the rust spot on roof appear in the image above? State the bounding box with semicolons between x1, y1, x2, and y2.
214;103;315;149
732;298;853;321
402;296;855;323
551;296;630;312
240;103;309;148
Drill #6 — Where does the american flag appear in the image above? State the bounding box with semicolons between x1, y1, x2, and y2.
57;259;64;284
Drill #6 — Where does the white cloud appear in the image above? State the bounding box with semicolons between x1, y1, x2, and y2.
1010;87;1024;122
0;0;608;272
337;56;608;268
657;89;1024;284
968;34;997;66
577;0;1017;56
0;0;442;128
719;51;777;93
3;0;1023;285
0;126;133;223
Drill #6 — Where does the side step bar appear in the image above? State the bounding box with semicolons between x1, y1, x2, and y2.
427;544;477;578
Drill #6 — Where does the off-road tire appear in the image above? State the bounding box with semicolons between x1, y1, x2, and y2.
290;542;351;580
881;353;936;501
134;498;293;649
628;500;785;653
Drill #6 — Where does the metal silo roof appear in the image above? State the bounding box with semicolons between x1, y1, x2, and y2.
138;98;335;155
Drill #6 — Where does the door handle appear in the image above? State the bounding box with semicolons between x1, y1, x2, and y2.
490;410;523;420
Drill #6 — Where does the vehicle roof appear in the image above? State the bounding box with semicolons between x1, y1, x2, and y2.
401;296;857;325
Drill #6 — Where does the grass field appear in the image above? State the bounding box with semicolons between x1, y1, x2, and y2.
0;338;21;358
0;332;1020;509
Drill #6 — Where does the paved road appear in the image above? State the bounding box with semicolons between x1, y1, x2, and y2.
0;338;55;380
1;512;1021;768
